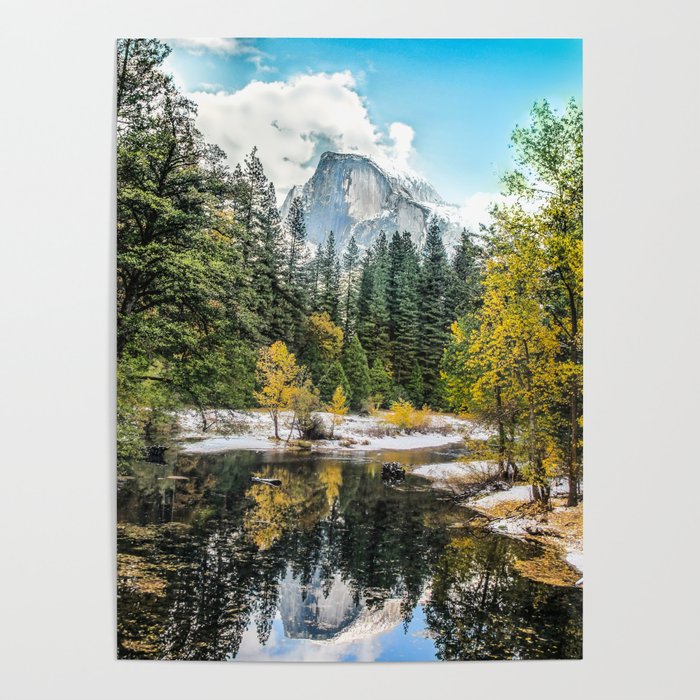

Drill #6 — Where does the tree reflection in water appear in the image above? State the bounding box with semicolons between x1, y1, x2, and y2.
117;450;582;661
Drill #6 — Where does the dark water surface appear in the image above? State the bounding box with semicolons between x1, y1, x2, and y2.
117;446;582;661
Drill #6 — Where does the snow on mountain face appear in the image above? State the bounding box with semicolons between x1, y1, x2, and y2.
280;152;467;252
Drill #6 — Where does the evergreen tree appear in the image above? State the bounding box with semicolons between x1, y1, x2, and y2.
283;196;310;348
318;361;352;403
342;234;360;336
369;359;393;408
285;196;308;290
388;231;420;387
406;363;425;407
260;180;288;341
417;220;452;407
116;39;267;460
449;228;483;319
355;250;374;343
356;231;390;365
319;231;341;323
308;244;323;312
341;334;371;410
238;147;267;253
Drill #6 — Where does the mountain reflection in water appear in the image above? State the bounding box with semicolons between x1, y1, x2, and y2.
117;448;582;661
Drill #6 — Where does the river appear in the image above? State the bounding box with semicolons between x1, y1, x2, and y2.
117;445;582;661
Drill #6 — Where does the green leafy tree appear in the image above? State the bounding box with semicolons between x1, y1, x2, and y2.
116;39;259;461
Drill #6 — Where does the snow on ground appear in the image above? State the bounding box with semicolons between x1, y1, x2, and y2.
413;462;584;579
470;485;532;508
329;433;462;452
182;436;287;453
411;460;493;481
177;408;471;454
565;549;584;575
412;462;471;480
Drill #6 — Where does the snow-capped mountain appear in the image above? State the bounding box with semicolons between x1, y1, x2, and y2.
280;152;468;252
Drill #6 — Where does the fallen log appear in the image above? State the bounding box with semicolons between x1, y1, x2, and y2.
251;476;282;487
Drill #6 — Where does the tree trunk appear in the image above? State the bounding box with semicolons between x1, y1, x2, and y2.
495;387;506;479
272;412;279;440
567;389;579;506
564;269;581;506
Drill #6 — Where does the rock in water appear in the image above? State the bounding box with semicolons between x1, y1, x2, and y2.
381;461;406;483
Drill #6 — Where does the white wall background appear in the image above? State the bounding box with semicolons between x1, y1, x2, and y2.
0;1;698;698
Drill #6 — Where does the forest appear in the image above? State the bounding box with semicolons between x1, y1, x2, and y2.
117;38;583;507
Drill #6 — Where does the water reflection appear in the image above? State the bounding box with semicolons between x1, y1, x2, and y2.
117;448;581;661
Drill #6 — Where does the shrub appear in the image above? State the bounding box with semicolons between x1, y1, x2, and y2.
384;400;433;433
299;414;331;440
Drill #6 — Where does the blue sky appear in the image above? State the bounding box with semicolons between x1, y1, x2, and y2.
164;38;581;206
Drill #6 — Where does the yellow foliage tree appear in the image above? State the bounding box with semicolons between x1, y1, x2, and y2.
467;226;565;500
254;341;300;439
287;374;320;440
327;385;349;438
442;100;582;505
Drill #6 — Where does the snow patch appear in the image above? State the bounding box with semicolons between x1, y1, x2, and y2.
176;408;472;454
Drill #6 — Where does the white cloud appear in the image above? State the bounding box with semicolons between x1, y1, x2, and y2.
459;191;508;232
459;191;543;234
187;71;418;201
233;615;383;663
169;38;246;56
168;38;274;72
387;122;415;170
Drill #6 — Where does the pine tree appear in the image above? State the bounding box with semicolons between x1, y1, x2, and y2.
282;196;311;349
356;231;390;365
285;196;308;290
308;244;323;312
449;228;483;319
356;250;374;342
388;231;420;388
116;39;261;461
318;361;352;403
406;363;424;407
229;147;289;343
369;359;393;408
342;234;360;336
319;231;341;323
341;334;371;411
260;180;287;341
417;220;452;407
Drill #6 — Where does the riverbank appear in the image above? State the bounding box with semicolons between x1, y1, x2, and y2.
174;408;582;586
411;461;583;586
177;408;482;454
